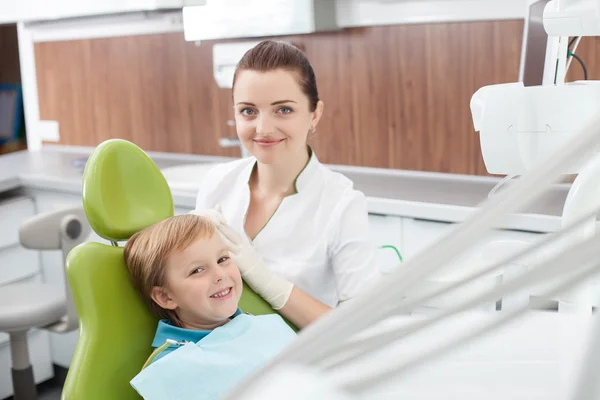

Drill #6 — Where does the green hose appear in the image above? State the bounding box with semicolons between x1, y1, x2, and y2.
141;340;178;370
380;245;403;262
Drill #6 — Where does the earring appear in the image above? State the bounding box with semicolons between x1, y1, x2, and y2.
310;127;316;133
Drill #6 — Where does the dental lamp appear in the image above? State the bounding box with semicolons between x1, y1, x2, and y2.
218;1;600;398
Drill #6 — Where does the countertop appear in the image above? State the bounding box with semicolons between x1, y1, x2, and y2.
0;145;577;233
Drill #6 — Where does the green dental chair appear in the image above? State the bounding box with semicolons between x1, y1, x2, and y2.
61;139;291;400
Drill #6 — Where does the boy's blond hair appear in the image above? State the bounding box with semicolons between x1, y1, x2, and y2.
123;214;215;326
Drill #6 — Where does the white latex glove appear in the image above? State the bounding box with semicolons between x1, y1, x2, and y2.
217;223;294;310
188;205;228;227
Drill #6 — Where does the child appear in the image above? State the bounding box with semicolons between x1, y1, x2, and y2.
123;214;296;399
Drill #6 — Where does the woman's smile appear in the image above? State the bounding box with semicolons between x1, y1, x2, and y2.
254;138;285;147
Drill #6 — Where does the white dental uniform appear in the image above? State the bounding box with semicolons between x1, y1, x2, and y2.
194;151;380;307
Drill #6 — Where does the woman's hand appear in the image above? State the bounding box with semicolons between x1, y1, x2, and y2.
217;223;294;310
219;223;332;328
191;206;331;327
188;205;227;226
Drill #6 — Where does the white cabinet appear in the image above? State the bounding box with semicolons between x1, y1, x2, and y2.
182;0;337;42
402;217;541;267
335;0;528;28
0;197;41;287
368;213;403;275
401;218;542;310
0;0;196;24
402;218;454;261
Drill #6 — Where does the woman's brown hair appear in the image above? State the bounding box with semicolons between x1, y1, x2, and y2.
233;40;320;112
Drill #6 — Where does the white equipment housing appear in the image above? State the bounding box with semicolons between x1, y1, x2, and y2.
544;0;600;36
471;80;600;175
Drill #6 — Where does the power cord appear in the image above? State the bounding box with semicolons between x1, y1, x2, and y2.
567;36;588;80
569;52;588;80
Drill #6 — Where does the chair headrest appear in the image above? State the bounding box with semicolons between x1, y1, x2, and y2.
82;139;174;242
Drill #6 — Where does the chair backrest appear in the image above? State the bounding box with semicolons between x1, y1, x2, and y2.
62;139;290;400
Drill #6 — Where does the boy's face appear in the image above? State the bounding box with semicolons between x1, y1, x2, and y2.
152;232;243;330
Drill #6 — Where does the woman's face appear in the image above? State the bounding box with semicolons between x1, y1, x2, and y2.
233;68;323;165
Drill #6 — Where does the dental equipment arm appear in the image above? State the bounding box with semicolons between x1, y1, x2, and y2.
308;205;600;369
328;231;600;390
338;255;600;393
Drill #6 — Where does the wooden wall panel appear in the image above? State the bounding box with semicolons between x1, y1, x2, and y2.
0;24;21;84
35;34;237;156
35;21;524;175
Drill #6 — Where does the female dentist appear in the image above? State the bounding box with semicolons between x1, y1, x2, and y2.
195;40;381;329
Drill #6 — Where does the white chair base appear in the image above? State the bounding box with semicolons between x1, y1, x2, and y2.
10;331;37;400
